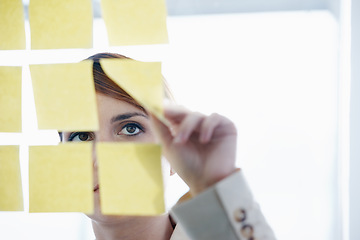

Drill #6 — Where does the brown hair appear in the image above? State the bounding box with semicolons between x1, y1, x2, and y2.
86;52;174;111
59;52;174;141
86;52;145;112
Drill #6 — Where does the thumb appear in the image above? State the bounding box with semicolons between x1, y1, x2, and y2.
149;112;174;147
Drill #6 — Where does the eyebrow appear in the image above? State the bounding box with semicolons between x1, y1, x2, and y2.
111;112;148;123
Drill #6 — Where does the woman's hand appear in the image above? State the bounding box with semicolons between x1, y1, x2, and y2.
150;105;238;196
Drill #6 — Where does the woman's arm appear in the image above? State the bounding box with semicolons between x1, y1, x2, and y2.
150;105;276;240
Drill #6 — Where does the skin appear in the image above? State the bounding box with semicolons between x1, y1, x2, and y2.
63;92;238;240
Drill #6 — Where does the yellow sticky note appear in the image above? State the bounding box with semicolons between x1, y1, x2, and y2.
0;0;26;50
30;61;98;131
29;143;94;213
0;146;23;211
29;0;92;49
100;59;163;119
101;0;168;45
97;143;165;215
0;66;22;132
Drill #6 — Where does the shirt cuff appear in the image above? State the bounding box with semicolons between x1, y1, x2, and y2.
170;171;276;240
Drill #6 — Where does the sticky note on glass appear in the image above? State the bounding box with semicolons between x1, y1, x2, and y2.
0;66;22;132
29;143;93;213
101;0;168;45
29;0;92;49
97;143;164;215
30;61;98;131
0;0;26;50
0;146;23;211
100;59;163;120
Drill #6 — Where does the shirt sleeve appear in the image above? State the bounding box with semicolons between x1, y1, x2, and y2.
170;171;276;240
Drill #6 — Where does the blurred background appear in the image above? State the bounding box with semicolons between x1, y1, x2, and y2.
1;0;359;239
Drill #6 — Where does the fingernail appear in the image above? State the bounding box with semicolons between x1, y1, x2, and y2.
174;133;183;144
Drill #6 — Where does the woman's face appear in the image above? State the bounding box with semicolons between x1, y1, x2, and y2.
62;93;157;220
63;93;156;144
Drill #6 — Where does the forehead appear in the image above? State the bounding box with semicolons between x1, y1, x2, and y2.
61;93;147;139
96;93;146;117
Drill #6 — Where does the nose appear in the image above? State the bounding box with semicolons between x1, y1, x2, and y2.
91;130;113;169
92;142;98;169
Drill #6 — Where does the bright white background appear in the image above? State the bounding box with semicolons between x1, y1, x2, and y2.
0;10;344;240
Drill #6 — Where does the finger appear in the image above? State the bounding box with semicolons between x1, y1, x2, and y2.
149;112;174;147
174;112;205;144
163;104;190;124
199;113;223;143
200;114;237;143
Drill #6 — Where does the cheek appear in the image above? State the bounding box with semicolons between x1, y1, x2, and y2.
139;126;157;143
141;132;157;143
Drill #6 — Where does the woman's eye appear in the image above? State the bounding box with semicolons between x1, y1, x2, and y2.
68;132;94;142
118;124;142;136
